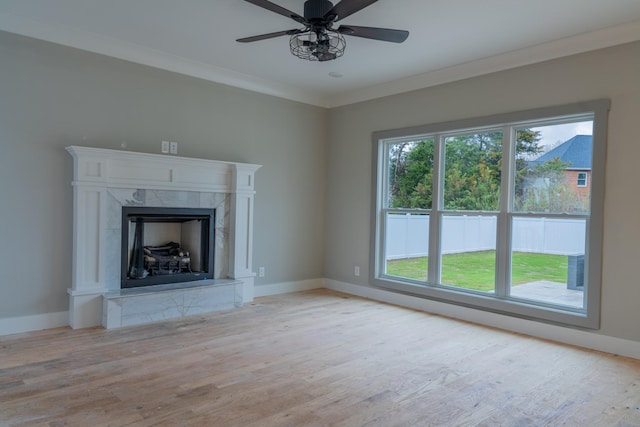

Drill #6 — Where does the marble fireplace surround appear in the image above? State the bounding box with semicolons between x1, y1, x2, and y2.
66;146;261;329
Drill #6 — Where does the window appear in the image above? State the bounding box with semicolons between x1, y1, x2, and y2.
577;172;588;187
372;100;609;328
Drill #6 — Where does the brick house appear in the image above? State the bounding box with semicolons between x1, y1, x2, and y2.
530;134;593;198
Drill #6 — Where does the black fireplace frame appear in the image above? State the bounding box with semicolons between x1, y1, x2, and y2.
121;207;215;288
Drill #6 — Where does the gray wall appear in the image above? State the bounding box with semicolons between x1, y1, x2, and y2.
0;31;327;318
326;41;640;342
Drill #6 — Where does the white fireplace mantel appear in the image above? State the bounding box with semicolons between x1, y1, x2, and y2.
66;146;261;329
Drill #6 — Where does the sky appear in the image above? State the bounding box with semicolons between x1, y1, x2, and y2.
532;121;593;152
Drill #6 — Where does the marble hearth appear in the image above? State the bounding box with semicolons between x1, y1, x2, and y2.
66;146;261;329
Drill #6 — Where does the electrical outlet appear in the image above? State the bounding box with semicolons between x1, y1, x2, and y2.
259;267;265;277
354;266;360;276
170;141;178;154
161;141;169;153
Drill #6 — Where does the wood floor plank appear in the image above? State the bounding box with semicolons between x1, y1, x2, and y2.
1;289;639;426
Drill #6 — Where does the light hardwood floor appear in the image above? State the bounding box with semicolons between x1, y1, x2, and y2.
1;289;639;426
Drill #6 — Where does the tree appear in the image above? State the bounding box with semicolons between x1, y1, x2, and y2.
389;130;542;210
514;129;544;201
442;132;502;210
389;140;434;209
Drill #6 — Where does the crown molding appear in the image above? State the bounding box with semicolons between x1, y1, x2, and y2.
0;12;330;107
328;19;640;108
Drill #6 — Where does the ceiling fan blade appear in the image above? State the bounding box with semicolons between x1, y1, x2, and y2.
337;25;409;43
237;29;300;43
243;0;306;25
325;0;378;22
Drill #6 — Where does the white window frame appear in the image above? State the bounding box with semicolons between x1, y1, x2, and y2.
577;171;588;187
370;100;609;329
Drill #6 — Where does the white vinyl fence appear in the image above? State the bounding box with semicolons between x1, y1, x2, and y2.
385;214;586;260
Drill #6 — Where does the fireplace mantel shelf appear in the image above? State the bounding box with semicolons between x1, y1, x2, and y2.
67;146;260;194
66;146;261;329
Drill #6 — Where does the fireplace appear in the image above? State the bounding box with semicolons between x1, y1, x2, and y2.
66;146;261;329
121;207;215;288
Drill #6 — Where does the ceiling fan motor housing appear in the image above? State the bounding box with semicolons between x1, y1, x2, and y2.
304;0;334;20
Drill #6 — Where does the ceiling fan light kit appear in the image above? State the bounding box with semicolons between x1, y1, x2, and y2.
289;29;346;62
237;0;409;62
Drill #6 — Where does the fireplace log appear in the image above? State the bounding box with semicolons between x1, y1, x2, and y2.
143;242;192;275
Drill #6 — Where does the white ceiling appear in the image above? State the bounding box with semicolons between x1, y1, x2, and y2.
1;1;640;107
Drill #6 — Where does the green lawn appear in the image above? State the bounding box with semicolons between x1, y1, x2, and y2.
386;251;568;292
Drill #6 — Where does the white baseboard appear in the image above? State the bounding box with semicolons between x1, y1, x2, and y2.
325;279;640;360
254;278;324;297
0;311;69;337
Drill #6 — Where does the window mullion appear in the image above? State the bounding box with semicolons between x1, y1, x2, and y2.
428;134;444;284
495;126;514;297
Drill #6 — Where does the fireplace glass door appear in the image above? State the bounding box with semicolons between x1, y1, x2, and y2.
121;207;215;288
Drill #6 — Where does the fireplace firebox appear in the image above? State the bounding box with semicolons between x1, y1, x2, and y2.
121;207;215;288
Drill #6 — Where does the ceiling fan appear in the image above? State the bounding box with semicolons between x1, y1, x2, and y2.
236;0;409;62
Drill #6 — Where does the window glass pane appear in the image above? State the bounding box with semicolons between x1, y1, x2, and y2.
514;121;593;213
577;172;587;187
510;216;586;309
387;139;435;209
443;132;502;211
385;213;428;282
440;215;496;292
